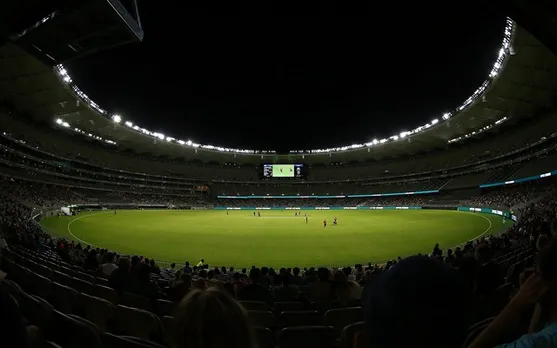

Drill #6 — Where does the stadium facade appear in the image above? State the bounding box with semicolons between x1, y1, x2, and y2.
0;16;556;207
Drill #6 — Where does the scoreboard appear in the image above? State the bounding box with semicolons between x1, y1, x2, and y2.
262;164;306;179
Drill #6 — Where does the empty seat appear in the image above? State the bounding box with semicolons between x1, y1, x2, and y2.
254;327;274;348
81;293;117;332
121;292;153;311
274;301;306;314
278;310;323;328
96;278;110;287
103;333;166;348
161;316;174;345
94;285;119;305
154;299;177;317
30;272;53;299
36;264;54;279
52;270;72;286
50;282;81;314
247;310;275;328
239;301;268;311
25;295;55;335
116;305;162;341
278;326;336;348
324;307;363;337
72;277;95;295
341;321;365;348
76;271;96;283
52;310;103;348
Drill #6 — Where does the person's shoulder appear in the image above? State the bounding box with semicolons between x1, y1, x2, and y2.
496;323;557;348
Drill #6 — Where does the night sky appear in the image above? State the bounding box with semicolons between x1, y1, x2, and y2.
65;2;507;152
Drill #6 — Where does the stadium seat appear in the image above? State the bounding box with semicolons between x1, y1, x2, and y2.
254;326;274;348
324;307;363;337
81;293;117;332
273;301;307;315
72;277;95;295
94;284;120;305
239;300;268;311
115;305;162;341
103;333;166;348
49;282;81;315
52;310;104;348
121;292;153;311
29;271;52;299
247;310;275;328
25;295;55;337
278;310;323;328
96;277;110;287
278;326;336;348
76;271;96;284
340;321;366;348
154;299;177;317
36;264;54;279
161;316;174;345
53;270;72;286
312;301;345;313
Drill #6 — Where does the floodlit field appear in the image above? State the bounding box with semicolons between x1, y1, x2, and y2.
40;209;511;268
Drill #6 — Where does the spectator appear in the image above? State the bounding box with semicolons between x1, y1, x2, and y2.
365;256;472;348
172;288;255;348
237;268;271;303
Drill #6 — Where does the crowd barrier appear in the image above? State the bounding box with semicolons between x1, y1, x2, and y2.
215;206;421;210
215;205;517;221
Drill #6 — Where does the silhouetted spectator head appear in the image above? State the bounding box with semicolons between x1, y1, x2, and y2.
293;267;300;276
365;256;472;348
172;288;255;348
137;263;151;282
474;244;492;264
282;272;292;286
249;268;261;283
117;257;130;271
342;267;352;277
317;267;330;281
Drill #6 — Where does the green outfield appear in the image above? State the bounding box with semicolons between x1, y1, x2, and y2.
40;209;511;268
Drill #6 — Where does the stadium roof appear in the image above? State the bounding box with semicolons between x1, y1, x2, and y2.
1;20;557;165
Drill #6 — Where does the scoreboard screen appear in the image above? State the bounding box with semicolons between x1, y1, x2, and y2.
262;164;305;178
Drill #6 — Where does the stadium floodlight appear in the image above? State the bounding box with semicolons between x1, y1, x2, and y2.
52;18;514;154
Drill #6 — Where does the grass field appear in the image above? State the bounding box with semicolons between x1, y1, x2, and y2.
40;209;511;268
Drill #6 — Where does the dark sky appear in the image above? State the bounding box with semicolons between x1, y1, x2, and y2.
65;2;507;152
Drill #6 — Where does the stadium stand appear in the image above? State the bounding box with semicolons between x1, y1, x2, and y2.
3;6;557;348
